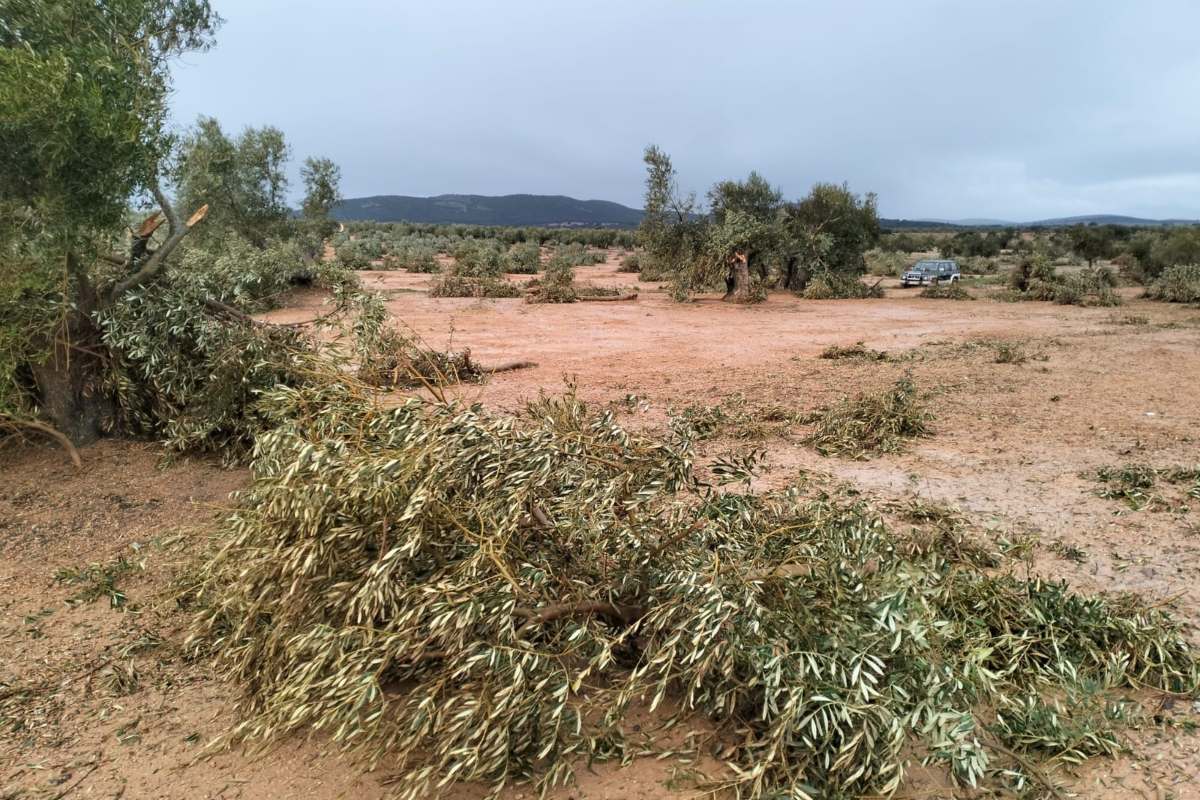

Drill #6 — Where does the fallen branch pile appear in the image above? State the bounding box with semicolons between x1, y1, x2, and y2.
189;381;1199;799
577;290;638;302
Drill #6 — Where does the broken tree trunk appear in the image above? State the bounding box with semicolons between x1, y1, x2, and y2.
31;187;207;447
723;252;755;303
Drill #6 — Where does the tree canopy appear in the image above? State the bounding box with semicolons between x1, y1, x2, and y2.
301;157;343;227
637;147;880;302
0;0;219;240
173;116;292;247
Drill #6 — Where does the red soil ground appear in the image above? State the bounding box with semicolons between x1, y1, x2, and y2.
4;253;1200;798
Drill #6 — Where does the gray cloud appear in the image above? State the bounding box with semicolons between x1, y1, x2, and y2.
170;0;1200;219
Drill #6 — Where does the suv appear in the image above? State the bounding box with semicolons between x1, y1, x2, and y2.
901;259;961;287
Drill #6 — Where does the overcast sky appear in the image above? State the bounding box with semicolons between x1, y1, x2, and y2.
170;1;1200;221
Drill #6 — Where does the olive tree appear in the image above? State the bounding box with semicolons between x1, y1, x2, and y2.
779;183;880;291
707;172;782;301
172;116;291;247
292;155;343;259
636;145;704;288
0;0;219;444
703;209;773;303
1068;224;1114;267
636;147;880;302
301;157;343;233
1149;227;1200;277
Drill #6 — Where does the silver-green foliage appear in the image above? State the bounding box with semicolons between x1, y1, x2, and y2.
525;256;576;303
98;240;375;456
805;375;930;458
189;382;1198;799
802;271;884;300
1053;267;1120;307
505;242;541;274
1146;263;1200;303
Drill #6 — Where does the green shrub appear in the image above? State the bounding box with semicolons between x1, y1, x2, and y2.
617;253;641;273
380;246;440;273
954;255;1002;275
1053;268;1121;307
1024;278;1059;301
1005;257;1119;306
1111;252;1144;284
1149;229;1200;278
335;241;372;268
1146;264;1200;303
386;246;439;273
406;250;440;273
451;241;506;277
524;256;576;303
864;248;907;277
1008;255;1056;292
636;253;672;281
505;242;541;274
555;243;607;266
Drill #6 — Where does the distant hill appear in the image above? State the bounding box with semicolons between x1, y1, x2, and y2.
885;214;1198;230
879;218;970;230
1024;214;1198;227
908;217;1015;227
331;194;1196;231
332;194;644;228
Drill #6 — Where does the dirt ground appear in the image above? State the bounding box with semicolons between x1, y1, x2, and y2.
4;253;1200;799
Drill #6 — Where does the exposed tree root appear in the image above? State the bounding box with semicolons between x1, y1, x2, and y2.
0;416;82;468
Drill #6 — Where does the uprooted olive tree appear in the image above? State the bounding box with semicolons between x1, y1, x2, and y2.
187;375;1199;800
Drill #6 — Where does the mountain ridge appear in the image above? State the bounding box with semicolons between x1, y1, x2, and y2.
332;193;644;228
901;214;1198;228
331;193;1197;229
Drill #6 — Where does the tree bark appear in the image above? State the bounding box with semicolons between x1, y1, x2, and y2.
30;311;109;447
781;255;810;292
722;252;754;303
